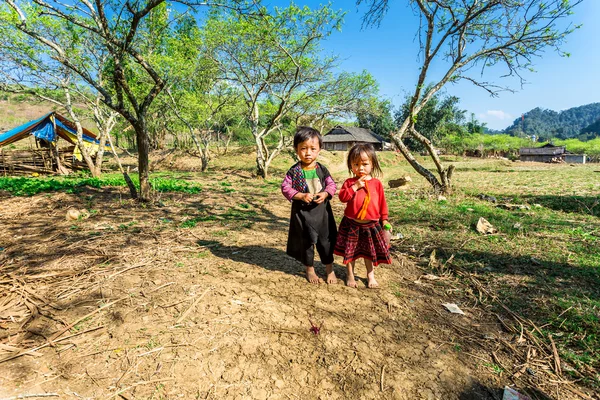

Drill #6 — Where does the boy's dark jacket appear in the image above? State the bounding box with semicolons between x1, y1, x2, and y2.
285;162;337;263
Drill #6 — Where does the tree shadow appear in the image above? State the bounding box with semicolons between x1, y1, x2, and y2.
457;382;553;400
506;194;599;218
457;382;501;400
194;239;348;280
437;248;600;300
422;246;600;379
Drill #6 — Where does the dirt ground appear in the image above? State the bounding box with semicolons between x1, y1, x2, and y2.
0;170;594;399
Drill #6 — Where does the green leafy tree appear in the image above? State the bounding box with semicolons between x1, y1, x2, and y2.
358;0;583;193
295;70;380;134
0;13;119;178
3;0;248;201
396;89;466;151
202;3;345;178
144;13;240;171
356;98;396;139
466;113;486;135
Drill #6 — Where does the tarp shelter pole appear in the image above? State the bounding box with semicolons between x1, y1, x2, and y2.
106;131;137;200
49;115;69;175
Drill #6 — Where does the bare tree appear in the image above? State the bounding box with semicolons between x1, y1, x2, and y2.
358;0;583;193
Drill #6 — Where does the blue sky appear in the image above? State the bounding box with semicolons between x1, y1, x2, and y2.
268;1;600;130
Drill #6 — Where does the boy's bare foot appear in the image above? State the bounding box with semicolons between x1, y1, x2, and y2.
367;270;379;288
325;264;337;284
306;266;320;284
346;277;358;288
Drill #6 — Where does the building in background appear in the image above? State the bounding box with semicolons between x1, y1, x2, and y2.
519;143;586;163
322;126;388;151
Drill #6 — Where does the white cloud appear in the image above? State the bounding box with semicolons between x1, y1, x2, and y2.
483;110;512;120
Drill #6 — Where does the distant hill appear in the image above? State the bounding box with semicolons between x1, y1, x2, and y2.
580;117;600;140
504;103;600;140
0;92;60;133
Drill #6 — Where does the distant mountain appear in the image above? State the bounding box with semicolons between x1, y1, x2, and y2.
580;117;600;140
504;103;600;140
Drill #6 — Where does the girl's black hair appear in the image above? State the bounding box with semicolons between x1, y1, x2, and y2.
347;143;383;178
294;126;323;149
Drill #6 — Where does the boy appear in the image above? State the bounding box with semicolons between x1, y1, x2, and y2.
281;127;337;284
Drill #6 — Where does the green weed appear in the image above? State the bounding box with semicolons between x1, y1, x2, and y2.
483;362;504;376
386;160;600;386
0;175;203;196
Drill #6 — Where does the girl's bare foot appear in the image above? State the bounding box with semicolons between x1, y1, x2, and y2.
306;266;320;284
367;270;379;288
325;264;337;284
366;260;379;288
346;262;357;287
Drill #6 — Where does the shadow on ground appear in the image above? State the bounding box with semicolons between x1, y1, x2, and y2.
517;194;600;218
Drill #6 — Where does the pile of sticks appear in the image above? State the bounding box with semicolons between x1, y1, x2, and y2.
457;270;596;400
0;147;87;176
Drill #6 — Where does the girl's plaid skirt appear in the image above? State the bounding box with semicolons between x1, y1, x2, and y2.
334;217;392;266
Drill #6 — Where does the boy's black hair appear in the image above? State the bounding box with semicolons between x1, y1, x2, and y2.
347;143;383;178
294;126;323;149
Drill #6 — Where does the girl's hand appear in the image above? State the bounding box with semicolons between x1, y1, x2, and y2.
352;176;366;191
383;229;392;248
303;193;314;203
313;192;328;204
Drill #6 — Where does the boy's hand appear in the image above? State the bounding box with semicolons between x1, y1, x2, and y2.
313;192;328;204
302;193;314;203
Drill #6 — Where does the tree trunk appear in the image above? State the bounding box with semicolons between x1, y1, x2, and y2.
63;95;99;177
255;135;268;179
200;142;209;172
51;143;70;175
391;128;452;194
106;131;137;199
251;116;268;178
134;118;151;201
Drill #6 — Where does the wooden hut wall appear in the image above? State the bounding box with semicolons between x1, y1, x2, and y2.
519;154;565;163
564;154;586;164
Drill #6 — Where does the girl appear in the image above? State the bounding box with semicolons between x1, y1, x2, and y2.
281;126;338;284
334;143;392;288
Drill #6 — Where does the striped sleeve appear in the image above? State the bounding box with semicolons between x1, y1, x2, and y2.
281;174;298;202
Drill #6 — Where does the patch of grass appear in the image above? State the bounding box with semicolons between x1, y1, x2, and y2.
0;175;203;196
180;214;218;228
151;177;202;194
222;207;258;220
118;221;137;231
389;282;403;297
145;337;160;350
386;160;600;387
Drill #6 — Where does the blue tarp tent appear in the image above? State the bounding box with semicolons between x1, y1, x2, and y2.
0;112;104;147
